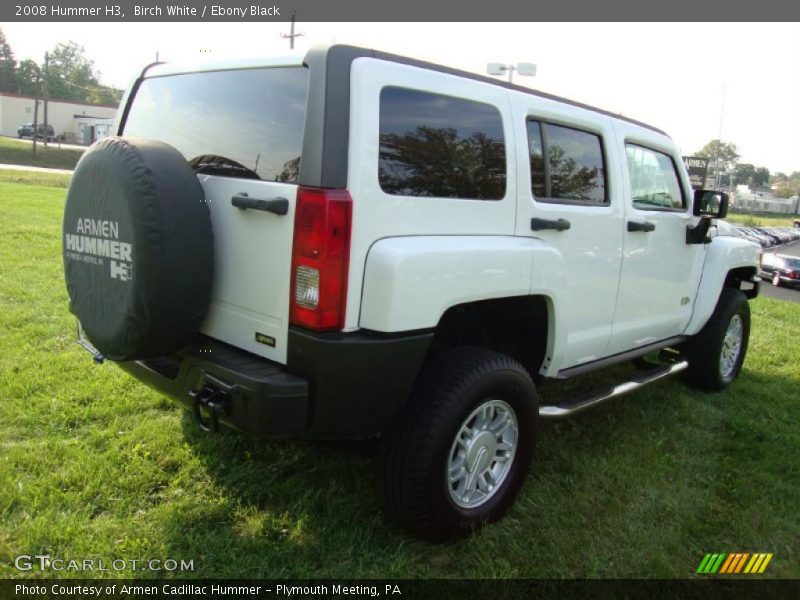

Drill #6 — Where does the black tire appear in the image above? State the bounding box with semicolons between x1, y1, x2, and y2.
772;271;781;287
381;347;538;541
63;136;213;361
683;288;750;392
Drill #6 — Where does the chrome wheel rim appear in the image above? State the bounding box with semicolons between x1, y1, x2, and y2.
720;314;743;379
446;399;518;509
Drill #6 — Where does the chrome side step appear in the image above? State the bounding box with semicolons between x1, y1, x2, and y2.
539;360;689;419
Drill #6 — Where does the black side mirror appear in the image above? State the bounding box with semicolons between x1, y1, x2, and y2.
693;189;729;218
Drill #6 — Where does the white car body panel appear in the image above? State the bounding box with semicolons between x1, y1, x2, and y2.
683;236;761;336
197;175;298;363
344;58;518;331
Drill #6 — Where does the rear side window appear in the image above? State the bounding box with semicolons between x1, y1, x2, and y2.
123;67;308;182
625;144;686;210
379;87;506;200
527;120;607;204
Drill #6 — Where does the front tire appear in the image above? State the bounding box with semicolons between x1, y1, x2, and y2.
683;288;750;391
381;347;538;542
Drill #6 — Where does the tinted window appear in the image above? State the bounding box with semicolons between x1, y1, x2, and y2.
379;87;506;200
527;120;606;203
123;67;308;182
545;124;606;203
625;144;685;209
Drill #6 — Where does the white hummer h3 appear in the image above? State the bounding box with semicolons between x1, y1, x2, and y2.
63;45;761;540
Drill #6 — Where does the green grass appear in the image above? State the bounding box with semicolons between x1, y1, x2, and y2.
726;212;798;228
0;168;71;188
0;181;798;579
0;136;83;170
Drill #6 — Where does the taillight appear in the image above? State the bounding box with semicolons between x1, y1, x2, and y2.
290;187;352;331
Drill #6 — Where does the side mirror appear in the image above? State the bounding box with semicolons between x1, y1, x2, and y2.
693;189;729;218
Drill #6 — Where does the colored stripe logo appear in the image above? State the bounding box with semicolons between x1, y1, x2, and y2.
696;552;773;574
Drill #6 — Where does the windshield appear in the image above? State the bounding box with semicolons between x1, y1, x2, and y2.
782;257;800;269
123;66;308;182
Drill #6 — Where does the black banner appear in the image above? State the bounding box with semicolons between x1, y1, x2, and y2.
3;579;800;600
3;0;800;22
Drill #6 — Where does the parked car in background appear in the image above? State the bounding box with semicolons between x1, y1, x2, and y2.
17;123;55;141
761;253;800;287
732;224;800;249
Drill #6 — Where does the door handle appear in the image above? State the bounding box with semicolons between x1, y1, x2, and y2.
231;194;289;216
531;217;571;232
627;220;655;232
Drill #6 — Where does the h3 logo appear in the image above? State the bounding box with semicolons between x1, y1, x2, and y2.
110;260;132;281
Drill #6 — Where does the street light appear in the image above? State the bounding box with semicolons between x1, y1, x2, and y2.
487;62;537;84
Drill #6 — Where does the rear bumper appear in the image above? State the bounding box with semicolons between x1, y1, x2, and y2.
118;337;310;437
118;327;432;439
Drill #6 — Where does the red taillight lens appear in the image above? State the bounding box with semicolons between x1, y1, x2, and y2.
290;187;352;331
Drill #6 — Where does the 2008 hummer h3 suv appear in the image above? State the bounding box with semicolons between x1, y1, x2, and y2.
63;45;761;541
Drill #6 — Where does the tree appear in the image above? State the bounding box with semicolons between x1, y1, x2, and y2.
43;41;122;104
771;172;788;184
735;163;755;186
695;139;739;180
751;167;770;191
0;28;17;92
47;41;101;102
14;59;40;96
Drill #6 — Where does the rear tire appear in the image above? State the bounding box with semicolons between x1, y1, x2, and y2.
381;347;538;542
683;288;750;391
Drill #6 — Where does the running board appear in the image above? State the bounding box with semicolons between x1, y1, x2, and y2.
539;360;689;419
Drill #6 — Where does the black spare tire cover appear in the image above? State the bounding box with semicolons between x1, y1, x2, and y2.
63;136;213;361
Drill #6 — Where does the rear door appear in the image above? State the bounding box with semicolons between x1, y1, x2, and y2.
510;96;626;369
122;64;309;363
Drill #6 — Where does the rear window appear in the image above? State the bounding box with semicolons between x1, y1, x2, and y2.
378;87;506;200
123;67;308;182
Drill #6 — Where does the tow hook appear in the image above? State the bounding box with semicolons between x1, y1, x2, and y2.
189;387;229;433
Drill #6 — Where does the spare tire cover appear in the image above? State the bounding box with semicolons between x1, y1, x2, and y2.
63;136;213;361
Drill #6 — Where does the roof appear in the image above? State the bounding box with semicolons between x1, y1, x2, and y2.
318;44;667;136
141;44;666;136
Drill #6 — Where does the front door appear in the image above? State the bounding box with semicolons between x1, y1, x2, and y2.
605;125;706;356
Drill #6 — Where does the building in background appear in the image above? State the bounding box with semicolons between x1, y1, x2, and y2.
0;92;118;144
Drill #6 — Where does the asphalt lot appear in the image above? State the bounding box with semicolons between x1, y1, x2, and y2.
760;239;800;303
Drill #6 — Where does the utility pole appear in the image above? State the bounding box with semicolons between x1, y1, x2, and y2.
32;75;40;157
713;84;725;189
43;52;49;147
281;12;304;49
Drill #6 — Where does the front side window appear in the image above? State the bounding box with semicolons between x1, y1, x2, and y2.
123;67;308;183
625;144;686;210
379;87;506;200
527;120;607;203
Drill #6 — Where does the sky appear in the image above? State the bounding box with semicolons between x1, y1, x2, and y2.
4;22;800;174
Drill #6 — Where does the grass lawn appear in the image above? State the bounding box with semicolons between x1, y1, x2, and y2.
0;136;83;171
726;212;798;228
0;180;798;579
